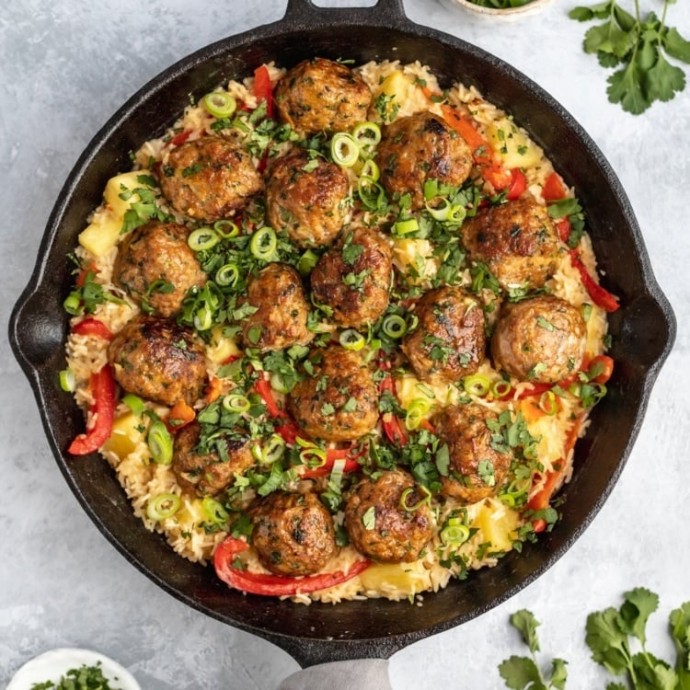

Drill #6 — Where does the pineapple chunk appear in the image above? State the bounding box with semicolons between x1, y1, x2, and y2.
175;497;207;531
472;498;520;553
102;412;146;462
206;326;242;364
486;118;542;170
397;374;456;411
392;238;437;284
78;211;122;258
359;562;429;596
375;70;411;121
104;170;154;217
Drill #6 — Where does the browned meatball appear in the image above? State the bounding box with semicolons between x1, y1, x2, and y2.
159;136;262;221
287;347;378;442
492;295;586;383
113;221;206;317
239;263;314;352
402;286;486;385
345;471;434;563
250;492;337;576
172;422;253;498
462;198;562;290
434;404;512;504
107;315;207;406
377;111;473;209
310;227;392;327
275;58;372;135
265;148;350;248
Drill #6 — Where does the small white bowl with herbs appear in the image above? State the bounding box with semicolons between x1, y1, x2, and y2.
442;0;554;19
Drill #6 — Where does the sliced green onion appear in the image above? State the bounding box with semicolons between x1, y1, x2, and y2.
297;249;319;276
400;485;431;512
63;292;83;316
393;218;419;236
260;434;286;464
581;302;593;323
539;390;559;416
296;436;316;449
300;446;327;468
440;520;470;545
447;204;467;224
352;121;382;148
381;314;408;339
59;369;76;393
330;132;360;167
215;263;240;287
148;420;173;465
269;372;290;395
463;373;491;397
146;493;181;521
405;398;433;431
425;198;451;222
194;305;214;331
202;496;229;525
122;393;145;416
222;393;251;414
214;220;239;238
359;158;380;182
357;177;386;210
249;226;277;260
498;493;517;508
202;91;237;119
339;328;366;351
491;379;512;399
188;227;220;251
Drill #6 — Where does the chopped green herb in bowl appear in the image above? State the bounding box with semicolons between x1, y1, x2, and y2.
441;0;553;19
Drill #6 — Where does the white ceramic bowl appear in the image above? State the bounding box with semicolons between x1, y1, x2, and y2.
441;0;554;20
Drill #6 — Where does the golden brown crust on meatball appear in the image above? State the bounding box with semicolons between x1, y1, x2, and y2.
265;147;350;248
345;471;434;563
310;227;393;327
402;286;486;385
250;492;337;576
107;315;207;406
462;198;562;290
491;295;587;383
275;58;372;135
172;422;253;498
239;263;314;352
377;111;473;209
434;404;511;504
113;221;206;317
159;136;262;221
287;346;379;442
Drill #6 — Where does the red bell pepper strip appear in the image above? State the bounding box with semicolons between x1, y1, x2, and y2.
506;169;527;200
170;130;192;147
71;318;113;341
542;171;567;201
254;377;286;419
214;537;370;596
527;413;584;533
253;65;274;119
569;251;620;312
68;365;116;455
275;421;300;445
555;217;571;244
587;355;614;385
301;447;365;479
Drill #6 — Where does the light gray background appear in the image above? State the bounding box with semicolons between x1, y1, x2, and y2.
2;1;689;687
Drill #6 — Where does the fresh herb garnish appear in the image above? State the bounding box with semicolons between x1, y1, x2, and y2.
30;662;121;690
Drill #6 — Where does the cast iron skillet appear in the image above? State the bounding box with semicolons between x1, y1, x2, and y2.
9;0;675;670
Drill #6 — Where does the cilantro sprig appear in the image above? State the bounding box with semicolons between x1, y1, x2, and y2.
570;0;690;114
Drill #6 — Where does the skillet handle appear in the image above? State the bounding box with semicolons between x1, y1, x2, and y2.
284;0;407;24
277;659;392;690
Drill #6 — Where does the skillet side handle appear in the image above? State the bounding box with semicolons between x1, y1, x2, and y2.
284;0;407;24
277;659;392;690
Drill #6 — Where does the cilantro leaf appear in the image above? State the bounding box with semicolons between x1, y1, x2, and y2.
669;602;690;686
607;58;650;115
569;2;613;21
586;607;632;675
645;52;686;103
618;586;659;645
510;609;541;654
663;27;690;64
583;20;636;58
498;656;547;690
550;659;568;690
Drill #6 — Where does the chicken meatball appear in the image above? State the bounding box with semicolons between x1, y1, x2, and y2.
265;147;350;248
310;227;393;327
345;471;434;563
113;221;206;317
275;58;372;135
107;315;207;406
159;136;262;221
250;492;337;576
492;295;586;383
462;198;562;290
239;263;314;352
172;422;253;498
434;404;512;504
287;347;378;442
377;111;473;209
402;286;486;385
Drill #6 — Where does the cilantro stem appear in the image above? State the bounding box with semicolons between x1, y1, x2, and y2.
633;0;640;23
